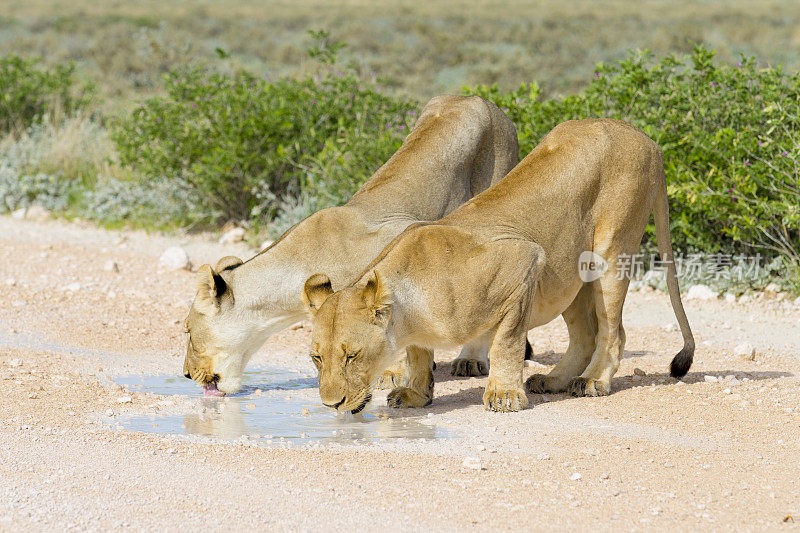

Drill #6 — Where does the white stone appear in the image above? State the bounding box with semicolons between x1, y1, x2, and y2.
11;208;26;219
8;359;22;367
723;293;736;303
462;456;484;470
765;282;781;294
5;278;16;286
218;227;245;244
734;342;756;361
105;409;114;417
116;396;133;404
104;260;119;273
63;282;81;292
722;388;732;394
662;323;678;332
158;247;191;271
738;294;752;304
259;240;274;252
25;205;51;222
570;472;583;481
704;375;718;383
631;374;642;382
685;285;717;301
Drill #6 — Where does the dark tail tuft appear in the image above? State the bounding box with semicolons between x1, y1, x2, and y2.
669;344;694;378
524;338;533;360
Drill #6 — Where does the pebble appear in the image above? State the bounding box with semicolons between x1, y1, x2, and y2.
570;473;583;481
738;294;752;304
685;285;717;301
764;282;781;295
62;282;81;292
704;375;719;383
5;278;16;286
105;409;114;416
116;396;133;404
158;247;192;271
631;375;642;382
104;260;120;273
734;342;756;361
462;456;484;470
25;205;52;222
218;227;245;244
723;388;732;394
11;208;26;219
9;359;22;367
633;368;646;377
723;292;736;303
662;323;678;332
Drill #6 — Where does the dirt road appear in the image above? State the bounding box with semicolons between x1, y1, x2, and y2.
1;216;799;531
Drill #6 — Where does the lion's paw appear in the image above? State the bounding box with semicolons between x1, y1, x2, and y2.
525;373;568;394
483;384;528;412
387;387;431;408
567;376;611;397
450;358;488;377
376;367;408;390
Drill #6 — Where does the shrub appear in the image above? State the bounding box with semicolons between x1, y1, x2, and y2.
0;55;91;134
112;63;416;223
466;45;800;278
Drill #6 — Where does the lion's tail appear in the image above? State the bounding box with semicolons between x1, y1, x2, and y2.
653;168;695;378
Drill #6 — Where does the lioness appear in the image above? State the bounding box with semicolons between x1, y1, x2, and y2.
303;119;695;412
183;95;519;395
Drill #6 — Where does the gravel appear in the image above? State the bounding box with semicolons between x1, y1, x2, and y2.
1;215;800;530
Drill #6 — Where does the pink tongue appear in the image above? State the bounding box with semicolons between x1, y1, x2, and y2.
203;382;224;397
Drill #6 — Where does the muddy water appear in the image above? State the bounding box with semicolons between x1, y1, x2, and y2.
114;369;450;444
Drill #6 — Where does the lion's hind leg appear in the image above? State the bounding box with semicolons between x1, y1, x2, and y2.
526;283;596;394
568;252;631;397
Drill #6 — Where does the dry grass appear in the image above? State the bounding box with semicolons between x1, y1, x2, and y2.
2;0;800;109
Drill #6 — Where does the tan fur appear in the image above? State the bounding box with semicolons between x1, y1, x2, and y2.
305;119;695;412
183;95;519;393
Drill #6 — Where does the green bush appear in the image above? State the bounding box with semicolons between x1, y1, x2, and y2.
466;45;800;277
0;55;91;134
112;64;415;223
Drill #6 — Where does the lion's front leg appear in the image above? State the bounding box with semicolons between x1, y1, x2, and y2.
387;345;434;408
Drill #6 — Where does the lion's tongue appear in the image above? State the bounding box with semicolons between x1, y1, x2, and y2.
203;382;224;397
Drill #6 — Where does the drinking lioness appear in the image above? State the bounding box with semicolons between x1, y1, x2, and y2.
182;95;520;395
303;119;694;412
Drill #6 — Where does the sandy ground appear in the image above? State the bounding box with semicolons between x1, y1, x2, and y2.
1;215;799;531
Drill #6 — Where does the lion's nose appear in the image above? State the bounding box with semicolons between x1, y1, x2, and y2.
323;396;346;409
183;372;191;379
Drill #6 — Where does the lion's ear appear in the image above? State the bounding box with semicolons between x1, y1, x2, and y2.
215;256;243;272
194;264;222;316
302;273;334;317
362;270;391;324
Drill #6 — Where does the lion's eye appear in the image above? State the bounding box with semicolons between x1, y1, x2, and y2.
345;349;361;362
310;354;322;365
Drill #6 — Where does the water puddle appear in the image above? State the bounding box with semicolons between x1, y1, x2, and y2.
113;369;449;444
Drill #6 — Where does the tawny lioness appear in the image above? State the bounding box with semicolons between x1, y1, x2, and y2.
183;95;519;395
303;119;694;412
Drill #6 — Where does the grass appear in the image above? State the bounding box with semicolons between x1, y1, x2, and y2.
2;1;800;109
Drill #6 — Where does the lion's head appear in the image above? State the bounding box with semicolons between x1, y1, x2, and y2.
302;271;396;413
182;255;256;396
